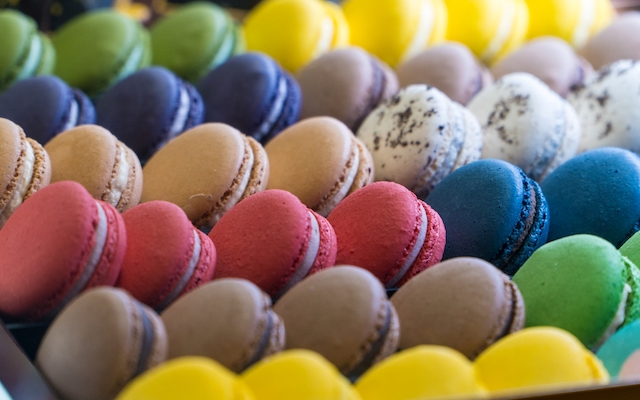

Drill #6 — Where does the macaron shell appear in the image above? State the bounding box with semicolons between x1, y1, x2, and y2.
620;351;640;381
0;118;24;213
24;138;52;199
0;10;42;90
580;13;640;71
596;319;640;378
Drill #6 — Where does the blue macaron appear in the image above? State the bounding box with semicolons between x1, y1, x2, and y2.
0;75;95;144
426;159;550;275
96;66;204;163
541;147;640;247
196;52;301;144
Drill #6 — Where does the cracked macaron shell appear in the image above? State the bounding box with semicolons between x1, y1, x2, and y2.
266;117;373;217
141;123;269;229
36;287;168;400
161;278;284;373
274;266;399;377
391;257;525;359
45;125;143;213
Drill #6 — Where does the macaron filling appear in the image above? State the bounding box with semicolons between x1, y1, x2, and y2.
255;75;288;138
133;301;156;377
317;140;361;216
595;284;632;350
167;84;191;139
60;98;79;133
573;0;596;47
276;211;321;298
104;142;131;208
16;33;43;80
401;0;435;63
243;310;274;370
347;301;393;378
45;201;108;319
113;42;146;86
387;203;428;288
155;229;202;311
0;139;35;226
481;0;516;62
312;16;336;60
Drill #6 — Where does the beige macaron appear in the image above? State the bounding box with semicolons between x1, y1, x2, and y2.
0;118;51;227
265;116;373;217
44;125;142;212
142;123;269;229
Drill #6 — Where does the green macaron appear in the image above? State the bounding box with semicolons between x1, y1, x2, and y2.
52;9;150;98
150;2;244;83
512;234;640;350
0;10;55;92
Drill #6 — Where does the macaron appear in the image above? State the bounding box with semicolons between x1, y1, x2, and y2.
0;181;126;322
297;47;399;132
0;76;95;144
242;350;360;400
244;0;349;73
52;9;150;97
196;52;301;144
355;346;486;400
161;279;285;373
141;123;269;229
343;0;448;67
0;118;51;228
541;148;640;246
327;181;446;288
512;235;640;350
265;117;374;217
396;42;493;105
150;2;244;83
117;201;216;311
491;37;592;98
209;189;337;298
274;266;399;378
468;73;581;181
568;60;640;153
581;12;640;71
526;0;614;48
44;125;143;213
357;85;482;198
96;67;204;164
444;0;529;65
620;351;640;382
596;319;640;379
425;159;549;276
474;327;609;396
116;357;256;400
391;257;525;359
0;10;55;92
36;287;168;400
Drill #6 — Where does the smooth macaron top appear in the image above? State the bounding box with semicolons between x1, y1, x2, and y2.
541;147;640;247
391;257;525;359
274;266;399;377
97;66;204;163
581;12;640;71
209;189;337;298
426;159;549;275
327;181;446;287
0;181;126;321
36;287;168;400
161;278;285;373
196;52;301;143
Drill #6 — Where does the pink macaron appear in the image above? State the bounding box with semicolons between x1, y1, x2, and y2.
116;201;217;311
0;181;126;321
327;181;446;288
209;189;337;298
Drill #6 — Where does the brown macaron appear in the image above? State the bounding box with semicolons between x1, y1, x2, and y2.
265;117;373;217
35;287;168;400
161;278;285;373
142;123;269;229
391;257;525;360
273;266;399;378
0;118;51;227
44;125;143;212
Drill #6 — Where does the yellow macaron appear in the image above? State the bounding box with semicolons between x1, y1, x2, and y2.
115;357;255;400
244;0;349;73
526;0;614;48
242;350;360;400
474;327;609;396
343;0;448;68
445;0;529;65
355;346;486;400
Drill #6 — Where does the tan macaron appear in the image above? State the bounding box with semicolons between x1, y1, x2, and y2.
265;116;373;217
141;123;269;229
0;118;51;227
44;125;143;212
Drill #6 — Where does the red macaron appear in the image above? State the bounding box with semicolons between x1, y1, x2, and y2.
327;181;446;288
209;189;337;298
116;201;217;310
0;181;126;321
